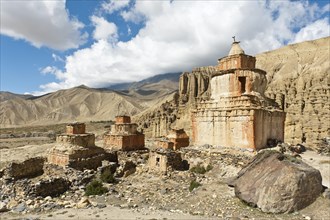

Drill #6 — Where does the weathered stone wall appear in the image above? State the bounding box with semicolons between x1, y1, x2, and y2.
254;110;286;149
56;134;95;148
104;134;145;151
217;54;256;70
148;151;168;174
111;123;138;135
47;146;107;170
169;138;189;150
66;123;85;134
47;152;69;167
29;177;70;197
68;154;106;170
148;150;184;174
156;141;174;150
116;116;131;124
104;116;145;151
192;109;255;148
211;70;267;99
4;157;45;180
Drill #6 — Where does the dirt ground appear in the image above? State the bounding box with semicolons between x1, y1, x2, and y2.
0;124;330;220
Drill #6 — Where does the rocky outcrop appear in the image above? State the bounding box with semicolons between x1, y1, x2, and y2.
3;157;45;180
230;151;323;213
257;37;330;147
178;67;214;105
134;98;179;138
135;67;214;138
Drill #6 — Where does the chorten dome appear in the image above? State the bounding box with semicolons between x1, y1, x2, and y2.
228;41;245;56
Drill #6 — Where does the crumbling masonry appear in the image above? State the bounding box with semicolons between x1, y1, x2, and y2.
47;123;107;170
103;116;145;151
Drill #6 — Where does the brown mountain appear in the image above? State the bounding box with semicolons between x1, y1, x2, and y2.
257;36;330;146
0;72;180;127
0;92;33;102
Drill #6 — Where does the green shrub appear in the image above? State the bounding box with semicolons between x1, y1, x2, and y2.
85;179;108;196
285;155;301;164
206;164;213;171
100;169;116;183
189;180;202;192
190;163;213;174
190;164;206;174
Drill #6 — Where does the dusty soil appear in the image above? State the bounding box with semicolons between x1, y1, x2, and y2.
0;125;330;220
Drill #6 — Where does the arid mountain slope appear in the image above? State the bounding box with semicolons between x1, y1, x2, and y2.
0;72;179;127
257;36;330;145
0;92;32;102
111;72;180;108
0;86;144;127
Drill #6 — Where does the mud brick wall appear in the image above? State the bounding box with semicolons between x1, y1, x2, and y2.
56;134;95;147
104;134;145;151
66;123;86;134
116;116;131;124
30;177;70;197
5;157;45;180
68;154;106;170
170;138;189;150
148;151;184;174
157;141;174;150
47;151;70;167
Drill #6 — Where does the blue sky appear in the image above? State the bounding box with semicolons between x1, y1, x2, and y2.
1;0;329;95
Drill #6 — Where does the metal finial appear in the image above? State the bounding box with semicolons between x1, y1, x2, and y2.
232;36;236;42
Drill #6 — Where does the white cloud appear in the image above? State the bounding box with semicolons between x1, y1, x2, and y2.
52;53;64;62
91;16;118;41
102;0;130;14
40;66;65;80
292;18;330;43
0;0;87;50
37;0;330;94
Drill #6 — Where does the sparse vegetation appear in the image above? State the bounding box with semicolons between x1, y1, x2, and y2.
285;155;301;164
190;164;207;174
206;164;213;171
190;163;213;174
85;179;108;196
100;169;116;183
189;180;202;192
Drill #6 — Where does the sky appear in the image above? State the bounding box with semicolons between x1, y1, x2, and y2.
0;0;329;95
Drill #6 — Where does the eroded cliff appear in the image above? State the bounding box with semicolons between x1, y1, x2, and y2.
257;36;329;146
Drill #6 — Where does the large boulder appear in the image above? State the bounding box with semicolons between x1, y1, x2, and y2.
230;150;323;213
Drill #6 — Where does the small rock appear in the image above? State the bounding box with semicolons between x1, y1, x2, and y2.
97;204;106;209
303;215;312;220
90;201;98;207
7;199;18;209
0;202;9;212
160;188;167;195
77;197;90;209
322;188;330;199
14;203;26;212
26;199;33;205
